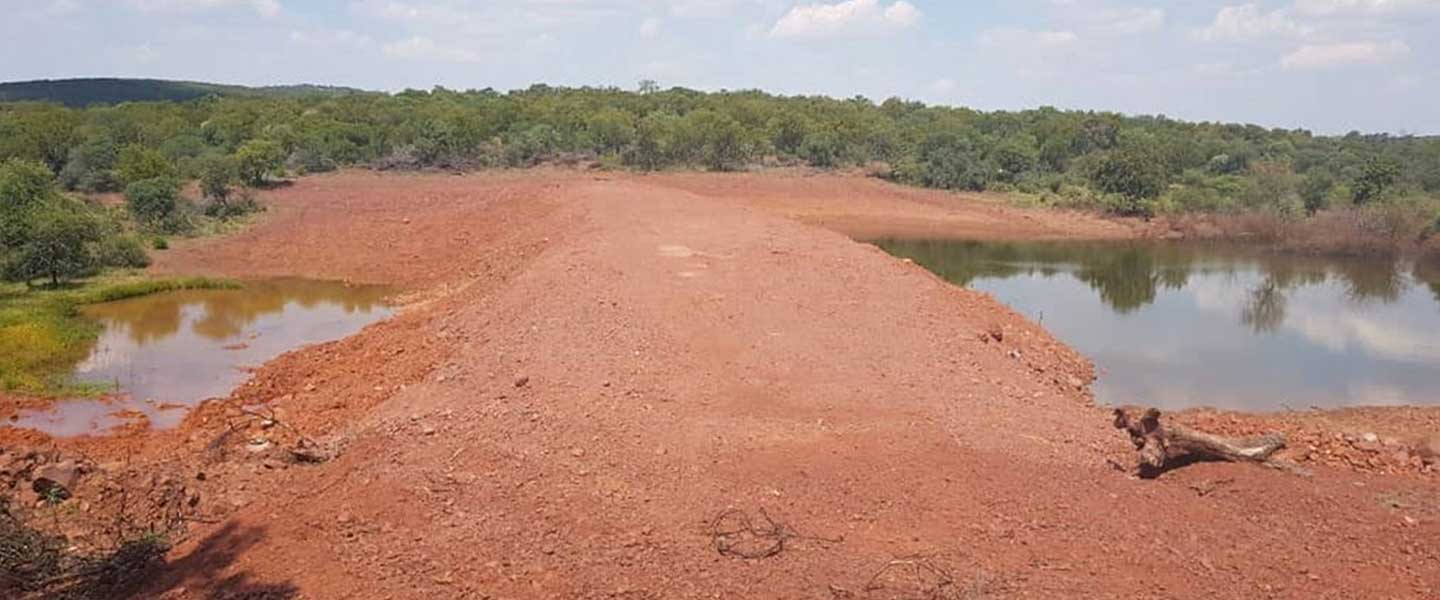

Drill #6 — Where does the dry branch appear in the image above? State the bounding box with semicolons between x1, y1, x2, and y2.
709;508;841;560
1113;406;1291;477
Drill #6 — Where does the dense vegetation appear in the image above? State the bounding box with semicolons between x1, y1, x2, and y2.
3;81;1436;223
0;78;366;107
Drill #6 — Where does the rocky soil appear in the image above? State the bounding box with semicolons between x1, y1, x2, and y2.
2;169;1437;599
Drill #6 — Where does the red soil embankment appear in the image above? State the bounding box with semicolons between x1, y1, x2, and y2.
4;170;1437;598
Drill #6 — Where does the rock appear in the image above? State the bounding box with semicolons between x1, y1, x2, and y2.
32;460;81;500
1361;432;1379;444
421;425;437;436
1066;375;1085;391
1415;435;1440;465
1392;449;1413;465
514;376;531;388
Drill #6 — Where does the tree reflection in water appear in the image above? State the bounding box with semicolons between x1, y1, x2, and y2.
871;239;1432;331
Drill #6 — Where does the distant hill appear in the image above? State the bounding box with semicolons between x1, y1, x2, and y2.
0;78;371;106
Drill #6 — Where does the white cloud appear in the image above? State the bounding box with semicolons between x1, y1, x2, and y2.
289;29;372;47
978;28;1079;50
1287;299;1440;362
1096;7;1165;35
381;36;483;63
128;0;280;18
1280;40;1409;69
769;0;921;39
1294;0;1440;16
1195;4;1310;41
639;16;662;38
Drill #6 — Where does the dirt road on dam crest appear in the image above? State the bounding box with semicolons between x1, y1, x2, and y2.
10;169;1439;598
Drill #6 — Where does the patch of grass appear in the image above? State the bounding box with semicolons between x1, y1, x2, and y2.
0;274;238;395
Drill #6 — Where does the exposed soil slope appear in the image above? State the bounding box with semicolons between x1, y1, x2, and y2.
7;170;1439;599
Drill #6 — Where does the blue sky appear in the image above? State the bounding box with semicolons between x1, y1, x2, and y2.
2;0;1437;134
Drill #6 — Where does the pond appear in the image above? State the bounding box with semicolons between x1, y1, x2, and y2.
9;279;393;435
873;239;1440;412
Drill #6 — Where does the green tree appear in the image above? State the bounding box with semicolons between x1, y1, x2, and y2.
625;112;677;171
1300;172;1334;215
1;159;59;254
116;144;177;186
4;198;101;286
59;136;120;192
124;178;182;230
990;140;1038;184
234;139;286;186
1089;149;1167;201
1351;156;1400;205
585;108;636;155
197;154;238;203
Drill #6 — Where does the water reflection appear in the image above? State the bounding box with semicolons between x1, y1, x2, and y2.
10;279;392;435
873;239;1440;411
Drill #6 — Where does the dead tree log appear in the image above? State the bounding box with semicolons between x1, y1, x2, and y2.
1112;406;1286;476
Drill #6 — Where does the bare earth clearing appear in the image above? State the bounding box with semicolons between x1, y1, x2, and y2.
5;170;1439;598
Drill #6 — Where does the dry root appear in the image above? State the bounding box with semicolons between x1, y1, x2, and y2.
1112;406;1306;477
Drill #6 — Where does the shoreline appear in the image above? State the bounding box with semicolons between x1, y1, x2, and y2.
2;169;1437;598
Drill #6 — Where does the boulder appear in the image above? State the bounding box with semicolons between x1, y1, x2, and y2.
32;460;82;500
1415;435;1440;466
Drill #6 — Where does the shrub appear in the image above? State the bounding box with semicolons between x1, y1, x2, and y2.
234;139;286;186
115;145;177;187
1301;172;1334;215
1352;156;1400;205
124;177;182;231
58;137;120;192
196;154;238;202
1089;149;1167;201
96;234;152;267
4;199;102;286
203;187;260;220
799;132;843;168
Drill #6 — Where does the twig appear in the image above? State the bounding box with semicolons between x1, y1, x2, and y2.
709;507;842;559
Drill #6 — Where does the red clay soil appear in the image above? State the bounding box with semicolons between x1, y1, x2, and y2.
5;170;1439;599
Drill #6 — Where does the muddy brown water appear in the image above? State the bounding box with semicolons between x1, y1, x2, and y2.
874;239;1440;412
9;279;392;435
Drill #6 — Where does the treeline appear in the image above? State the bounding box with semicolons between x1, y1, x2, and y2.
3;83;1440;221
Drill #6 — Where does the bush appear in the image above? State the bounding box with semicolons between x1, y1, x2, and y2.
286;146;338;175
504;125;560;167
196;154;237;202
115;145;177;187
1089;149;1167;201
1301;172;1334;214
124;178;182;231
234;139;286;186
1352;156;1401;205
203;187;260;220
58;137;120;192
4;198;102;286
799;132;843;168
97;234;152;267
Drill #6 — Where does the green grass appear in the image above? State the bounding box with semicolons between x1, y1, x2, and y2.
0;273;238;395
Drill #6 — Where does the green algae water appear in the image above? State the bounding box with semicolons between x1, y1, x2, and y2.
8;279;392;435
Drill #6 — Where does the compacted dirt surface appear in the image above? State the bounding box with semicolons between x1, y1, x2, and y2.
4;170;1439;599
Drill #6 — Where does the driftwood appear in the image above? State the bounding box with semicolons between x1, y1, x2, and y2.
1113;406;1288;477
